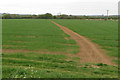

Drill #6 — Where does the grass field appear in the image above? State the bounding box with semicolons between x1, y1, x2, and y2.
2;19;79;53
54;19;118;62
3;52;118;78
0;19;2;79
2;19;118;78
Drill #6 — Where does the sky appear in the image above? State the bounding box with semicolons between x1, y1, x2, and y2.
0;0;119;15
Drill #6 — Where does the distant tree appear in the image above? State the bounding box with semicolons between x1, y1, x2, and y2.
37;13;53;19
2;13;12;19
59;14;68;19
53;16;57;19
32;14;37;19
2;13;118;20
11;14;21;19
44;13;53;19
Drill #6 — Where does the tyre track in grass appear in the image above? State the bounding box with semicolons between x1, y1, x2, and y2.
51;20;114;65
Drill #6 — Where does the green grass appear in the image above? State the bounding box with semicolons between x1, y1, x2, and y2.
2;52;118;78
53;19;118;61
2;19;118;78
2;19;79;54
0;19;2;79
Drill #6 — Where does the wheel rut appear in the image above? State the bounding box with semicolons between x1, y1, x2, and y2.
51;21;114;65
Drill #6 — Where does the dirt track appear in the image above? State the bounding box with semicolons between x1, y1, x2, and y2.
51;21;114;65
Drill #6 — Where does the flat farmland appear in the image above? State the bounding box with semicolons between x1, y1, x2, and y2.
2;19;118;78
54;19;118;62
2;19;79;53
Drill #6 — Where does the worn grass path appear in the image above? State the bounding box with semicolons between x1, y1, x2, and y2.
51;21;114;65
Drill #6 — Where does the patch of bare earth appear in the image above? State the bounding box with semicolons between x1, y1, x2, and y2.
3;45;26;47
15;35;36;38
51;21;115;65
2;49;59;54
2;49;76;57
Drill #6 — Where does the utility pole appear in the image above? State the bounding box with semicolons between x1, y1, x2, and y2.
107;10;109;20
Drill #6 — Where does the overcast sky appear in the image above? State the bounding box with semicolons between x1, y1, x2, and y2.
0;0;119;15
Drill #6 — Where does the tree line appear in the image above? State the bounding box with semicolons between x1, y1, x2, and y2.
1;13;118;20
